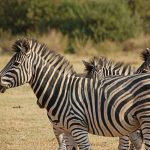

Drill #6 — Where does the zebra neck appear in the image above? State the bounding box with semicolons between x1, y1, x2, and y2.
29;59;69;110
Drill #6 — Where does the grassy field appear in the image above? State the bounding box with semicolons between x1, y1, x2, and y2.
0;52;144;150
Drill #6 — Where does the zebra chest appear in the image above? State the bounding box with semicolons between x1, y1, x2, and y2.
48;115;66;130
47;109;73;131
53;120;66;130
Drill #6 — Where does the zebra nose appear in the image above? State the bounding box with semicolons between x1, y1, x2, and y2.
0;75;4;86
0;75;6;93
0;75;2;85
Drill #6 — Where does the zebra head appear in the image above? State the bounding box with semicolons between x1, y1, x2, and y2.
82;56;132;80
0;39;33;93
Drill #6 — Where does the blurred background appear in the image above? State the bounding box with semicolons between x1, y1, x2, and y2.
0;0;149;56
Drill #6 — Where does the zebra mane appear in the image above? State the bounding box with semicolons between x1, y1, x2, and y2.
12;38;76;75
135;48;150;73
141;48;150;62
83;56;133;75
12;38;30;53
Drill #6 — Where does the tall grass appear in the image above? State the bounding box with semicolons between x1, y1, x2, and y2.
0;30;150;56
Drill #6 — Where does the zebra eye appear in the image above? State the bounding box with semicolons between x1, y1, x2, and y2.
14;62;20;66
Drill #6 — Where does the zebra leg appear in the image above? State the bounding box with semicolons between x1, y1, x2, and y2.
129;130;143;150
63;133;77;150
71;128;91;150
129;143;136;150
53;126;77;150
140;119;150;150
129;141;137;150
118;136;130;150
53;126;66;150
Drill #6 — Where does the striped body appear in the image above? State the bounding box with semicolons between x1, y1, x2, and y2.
83;56;146;150
32;64;150;137
68;74;149;135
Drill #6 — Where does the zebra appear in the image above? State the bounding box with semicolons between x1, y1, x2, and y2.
1;39;150;150
82;56;135;80
82;49;150;150
0;38;77;150
56;50;150;150
0;39;148;150
61;49;150;150
82;48;150;150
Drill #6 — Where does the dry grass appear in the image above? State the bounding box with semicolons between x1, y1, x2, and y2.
1;30;150;56
0;51;144;150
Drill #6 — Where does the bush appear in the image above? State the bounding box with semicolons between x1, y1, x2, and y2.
0;0;140;43
0;0;29;34
50;0;139;42
136;0;150;33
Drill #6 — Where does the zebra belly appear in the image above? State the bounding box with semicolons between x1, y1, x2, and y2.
88;120;139;137
86;107;140;137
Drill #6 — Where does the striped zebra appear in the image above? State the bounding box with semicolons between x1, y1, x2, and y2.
0;39;77;150
82;49;150;150
1;39;150;150
56;50;150;150
82;55;149;150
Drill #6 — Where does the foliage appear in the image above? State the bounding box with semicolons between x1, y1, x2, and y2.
0;0;140;42
136;0;150;33
125;0;150;33
52;0;140;42
0;0;29;34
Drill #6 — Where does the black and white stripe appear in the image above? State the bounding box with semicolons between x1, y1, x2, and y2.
83;57;137;150
82;52;150;150
0;39;77;150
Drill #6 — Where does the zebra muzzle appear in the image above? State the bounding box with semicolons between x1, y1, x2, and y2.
0;75;6;93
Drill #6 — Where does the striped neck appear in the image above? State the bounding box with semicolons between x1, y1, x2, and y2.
29;55;68;110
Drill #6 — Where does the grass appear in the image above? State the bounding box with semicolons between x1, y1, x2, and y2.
1;30;150;56
0;50;145;150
